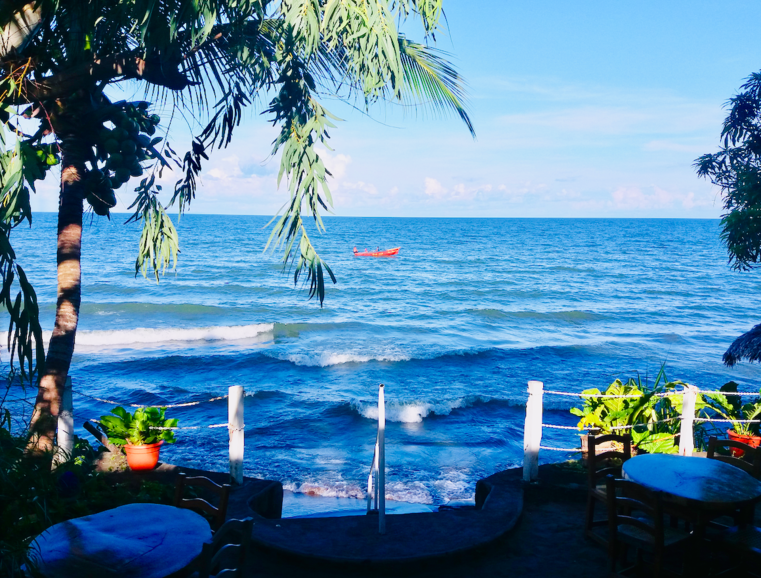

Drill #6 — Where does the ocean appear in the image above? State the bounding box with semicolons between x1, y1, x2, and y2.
8;215;761;514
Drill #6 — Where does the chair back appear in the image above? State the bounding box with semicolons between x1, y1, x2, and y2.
605;475;664;552
174;472;231;531
587;434;632;489
196;518;254;578
707;436;761;479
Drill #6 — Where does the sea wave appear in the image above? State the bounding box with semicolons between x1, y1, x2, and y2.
282;480;434;504
278;350;412;367
351;394;492;423
54;323;275;346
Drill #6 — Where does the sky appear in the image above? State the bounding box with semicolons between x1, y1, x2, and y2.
30;1;761;218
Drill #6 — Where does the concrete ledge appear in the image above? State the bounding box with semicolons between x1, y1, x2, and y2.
249;467;523;565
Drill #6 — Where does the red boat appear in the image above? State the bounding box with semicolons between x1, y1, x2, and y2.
353;247;400;257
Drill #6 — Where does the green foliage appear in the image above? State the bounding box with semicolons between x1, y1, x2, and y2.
570;367;691;454
0;0;473;309
0;413;175;578
696;71;761;270
700;381;761;437
98;406;178;446
0;119;44;384
127;178;179;282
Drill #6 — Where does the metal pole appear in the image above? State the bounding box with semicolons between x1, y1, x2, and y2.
678;385;698;456
54;376;74;467
523;380;544;482
229;385;245;484
378;384;386;535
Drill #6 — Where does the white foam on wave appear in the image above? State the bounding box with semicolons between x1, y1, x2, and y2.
283;480;433;504
51;323;274;347
281;350;411;367
353;395;488;423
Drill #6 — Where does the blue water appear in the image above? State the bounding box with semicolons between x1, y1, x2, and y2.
8;215;761;510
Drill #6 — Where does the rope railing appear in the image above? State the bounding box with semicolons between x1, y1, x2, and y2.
524;380;761;483
88;418;229;430
55;379;246;485
73;389;228;409
544;389;760;398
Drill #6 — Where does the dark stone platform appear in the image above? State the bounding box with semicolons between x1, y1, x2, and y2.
248;467;523;565
101;462;283;520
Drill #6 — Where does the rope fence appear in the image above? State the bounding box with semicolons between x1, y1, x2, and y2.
73;389;228;409
54;379;247;484
524;380;761;483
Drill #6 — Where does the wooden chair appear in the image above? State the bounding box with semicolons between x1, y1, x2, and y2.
194;518;254;578
174;473;231;532
707;436;761;479
606;475;692;577
585;433;633;545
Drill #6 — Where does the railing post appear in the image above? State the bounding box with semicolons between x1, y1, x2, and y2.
54;377;74;467
378;384;386;535
523;380;544;482
229;385;245;485
678;385;698;456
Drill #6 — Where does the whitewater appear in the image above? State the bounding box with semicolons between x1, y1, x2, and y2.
9;215;761;513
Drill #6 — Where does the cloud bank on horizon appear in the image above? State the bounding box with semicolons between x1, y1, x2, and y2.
30;1;761;219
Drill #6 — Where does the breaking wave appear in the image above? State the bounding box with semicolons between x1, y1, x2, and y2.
55;323;274;346
351;394;493;423
277;350;412;367
282;480;435;504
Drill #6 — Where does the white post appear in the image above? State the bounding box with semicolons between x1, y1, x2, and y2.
54;377;74;466
378;384;386;535
523;380;544;483
373;443;379;509
367;470;373;513
228;385;245;485
678;385;698;456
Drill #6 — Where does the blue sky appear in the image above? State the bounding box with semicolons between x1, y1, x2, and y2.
32;1;761;217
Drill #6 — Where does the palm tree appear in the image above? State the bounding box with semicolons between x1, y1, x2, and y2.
0;0;473;453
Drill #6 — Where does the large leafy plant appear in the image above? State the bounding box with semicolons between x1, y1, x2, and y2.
701;381;761;437
570;368;696;454
98;407;178;447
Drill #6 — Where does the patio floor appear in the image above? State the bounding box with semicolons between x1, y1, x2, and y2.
245;461;610;578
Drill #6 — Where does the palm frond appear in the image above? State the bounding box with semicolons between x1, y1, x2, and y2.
397;36;474;137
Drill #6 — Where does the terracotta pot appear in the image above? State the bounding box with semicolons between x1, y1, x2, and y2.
124;441;163;471
727;429;761;458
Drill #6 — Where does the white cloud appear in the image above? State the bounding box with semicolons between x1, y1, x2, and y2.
608;185;710;211
424;177;447;199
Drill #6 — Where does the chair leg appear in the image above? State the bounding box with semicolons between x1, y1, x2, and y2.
586;492;596;536
608;538;618;574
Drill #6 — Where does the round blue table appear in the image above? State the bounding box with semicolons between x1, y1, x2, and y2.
622;454;761;510
30;503;212;578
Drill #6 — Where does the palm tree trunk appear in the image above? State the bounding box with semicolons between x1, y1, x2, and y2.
29;136;85;452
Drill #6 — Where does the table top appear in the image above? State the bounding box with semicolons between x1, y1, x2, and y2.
622;454;761;509
30;503;212;578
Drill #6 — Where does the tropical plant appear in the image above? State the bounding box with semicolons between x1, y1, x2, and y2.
700;381;761;437
0;1;474;452
695;72;761;273
98;406;178;446
570;368;697;454
695;72;761;367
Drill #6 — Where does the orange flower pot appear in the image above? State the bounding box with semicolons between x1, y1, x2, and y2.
727;429;761;458
124;441;163;471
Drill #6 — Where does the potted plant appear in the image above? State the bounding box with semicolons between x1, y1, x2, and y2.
570;367;685;459
702;381;761;457
98;406;178;470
